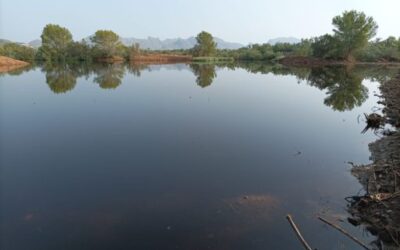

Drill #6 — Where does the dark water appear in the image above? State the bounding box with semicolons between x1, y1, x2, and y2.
0;63;397;250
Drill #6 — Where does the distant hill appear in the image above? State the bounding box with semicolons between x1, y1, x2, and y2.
1;38;39;48
267;37;301;45
28;39;42;48
0;39;13;45
107;36;243;50
2;36;244;50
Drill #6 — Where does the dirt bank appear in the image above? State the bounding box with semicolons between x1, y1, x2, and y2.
0;56;30;73
348;74;400;249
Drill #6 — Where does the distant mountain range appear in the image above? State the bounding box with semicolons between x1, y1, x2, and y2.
2;37;244;50
28;39;42;48
1;36;302;50
88;36;244;50
267;37;301;45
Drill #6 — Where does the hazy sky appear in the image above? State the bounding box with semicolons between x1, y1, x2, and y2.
1;0;399;44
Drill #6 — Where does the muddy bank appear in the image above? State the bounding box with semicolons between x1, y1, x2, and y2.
0;56;30;73
348;73;400;249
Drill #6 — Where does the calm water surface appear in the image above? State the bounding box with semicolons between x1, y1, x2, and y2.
0;63;395;249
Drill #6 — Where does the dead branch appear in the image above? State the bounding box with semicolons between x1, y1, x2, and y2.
286;214;313;250
318;216;371;250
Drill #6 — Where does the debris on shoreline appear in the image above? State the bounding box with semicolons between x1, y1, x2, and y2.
348;73;400;249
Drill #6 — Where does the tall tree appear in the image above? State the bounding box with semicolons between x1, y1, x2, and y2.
39;24;73;61
332;10;378;62
91;30;124;58
193;31;217;57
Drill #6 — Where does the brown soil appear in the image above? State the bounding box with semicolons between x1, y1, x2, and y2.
0;56;30;73
131;54;192;64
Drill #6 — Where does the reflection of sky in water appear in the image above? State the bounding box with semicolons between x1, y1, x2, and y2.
0;64;393;249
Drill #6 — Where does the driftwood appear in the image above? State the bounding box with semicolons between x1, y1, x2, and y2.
318;216;371;250
286;214;313;250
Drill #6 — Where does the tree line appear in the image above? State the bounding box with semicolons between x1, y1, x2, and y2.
220;11;400;62
1;10;399;63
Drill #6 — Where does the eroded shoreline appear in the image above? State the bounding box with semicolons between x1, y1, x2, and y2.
349;74;400;249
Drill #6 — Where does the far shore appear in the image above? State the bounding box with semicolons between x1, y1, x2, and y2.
2;54;400;72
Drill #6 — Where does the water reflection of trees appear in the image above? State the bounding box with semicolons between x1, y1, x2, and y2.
190;64;217;88
128;63;149;77
234;63;400;111
37;62;400;101
92;63;125;89
41;63;126;93
43;64;79;94
307;67;368;111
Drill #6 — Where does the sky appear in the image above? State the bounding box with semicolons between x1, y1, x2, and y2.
0;0;399;44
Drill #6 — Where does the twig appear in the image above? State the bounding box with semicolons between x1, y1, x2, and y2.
318;216;371;250
286;214;313;250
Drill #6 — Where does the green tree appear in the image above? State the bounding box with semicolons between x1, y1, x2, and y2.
91;30;124;58
66;40;92;62
193;31;217;57
311;34;341;59
39;24;73;61
332;10;378;62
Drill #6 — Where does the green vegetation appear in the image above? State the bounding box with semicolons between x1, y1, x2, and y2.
0;43;36;62
192;31;217;57
332;10;378;61
1;11;399;65
218;41;312;61
38;24;73;62
220;10;395;64
91;30;125;59
357;37;400;62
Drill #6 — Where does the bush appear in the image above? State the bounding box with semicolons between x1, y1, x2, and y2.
0;43;36;62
